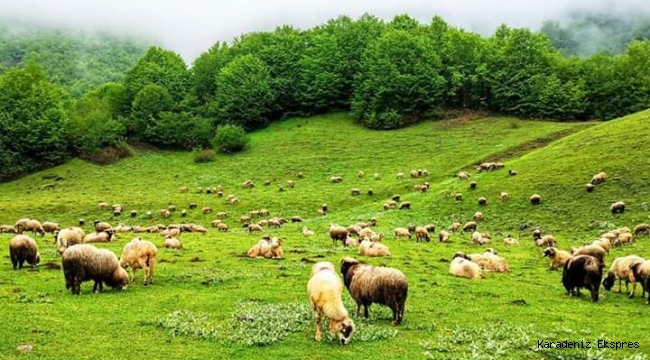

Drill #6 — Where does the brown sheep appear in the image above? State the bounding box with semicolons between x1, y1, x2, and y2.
0;225;17;233
415;227;430;242
614;233;634;246
202;207;213;215
211;219;222;228
340;257;408;325
591;172;607;185
602;255;644;297
307;262;356;344
424;224;436;233
477;197;487;206
450;223;461;232
530;194;541;205
217;223;229;232
62;244;129;295
571;244;606;265
119;238;158;285
562;255;603;302
9;235;40;270
439;230;450;242
630;260;650;304
399;201;411;210
535;235;556;247
247;223;263;233
610;201;625;214
543;247;572;270
592;238;612;253
329;225;348;246
635;224;650;236
394;228;411;240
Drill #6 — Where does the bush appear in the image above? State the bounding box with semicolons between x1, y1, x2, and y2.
212;124;249;153
193;149;216;163
79;141;133;165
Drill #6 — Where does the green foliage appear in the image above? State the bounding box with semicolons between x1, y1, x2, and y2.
130;84;174;135
212;124;249;153
145;112;213;149
352;29;446;129
69;87;126;155
213;55;275;129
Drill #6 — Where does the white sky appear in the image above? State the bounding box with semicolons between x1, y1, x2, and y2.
1;0;648;62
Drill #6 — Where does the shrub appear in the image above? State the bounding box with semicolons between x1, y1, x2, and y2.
194;149;216;163
79;141;133;165
212;124;249;153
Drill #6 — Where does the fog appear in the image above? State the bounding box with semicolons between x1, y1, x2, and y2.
1;0;649;62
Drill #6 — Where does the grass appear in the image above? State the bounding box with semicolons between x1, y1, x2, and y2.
0;111;648;359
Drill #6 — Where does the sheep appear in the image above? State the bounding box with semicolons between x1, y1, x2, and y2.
423;224;435;233
350;188;361;196
307;262;356;344
469;181;477;190
451;223;461;232
475;250;510;272
94;221;113;232
462;221;477;232
56;227;85;254
62;244;129;295
112;204;122;217
415;227;430;242
454;193;463;201
508;170;518;176
410;170;419;178
439;230;450;242
357;170;365;178
0;225;17;233
217;223;229;232
571;244;606;265
602;255;645;297
146;211;152;219
373;173;380;180
210;219;222;228
340;257;408;325
19;219;45;236
179;186;188;193
634;224;650;236
358;227;374;239
399;201;411;210
536;235;556;247
202;207;213;215
630;260;650;304
359;239;391;257
41;221;59;234
449;253;483;279
132;226;147;233
503;236;519;246
471;231;484;245
247;237;283;259
500;192;509;202
98;202;110;211
9;235;40;270
119;238;158;285
330;176;343;183
591;172;607;185
543;247;573;270
344;237;359;248
473;212;484;222
260;209;269;217
456;171;470;180
114;224;132;233
168;205;176;213
329;225;348;246
287;180;295;188
370;233;383;242
303;227;315;237
267;219;282;228
610;201;625;214
478;197;487;206
83;230;116;243
163;237;183;249
242;180;255;189
321;204;328;213
247;223;263;233
592;238;612;253
532;229;542;240
161;228;181;238
562;255;603;302
585;183;595;193
396;172;404;179
394;228;411;240
291;216;303;223
159;209;171;219
229;197;240;205
317;209;327;217
530;194;542;205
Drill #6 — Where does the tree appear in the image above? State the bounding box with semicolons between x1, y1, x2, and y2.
213;55;275;129
130;84;174;135
69;88;126;154
212;124;249;153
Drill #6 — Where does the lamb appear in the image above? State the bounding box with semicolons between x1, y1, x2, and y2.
0;225;17;233
303;227;315;237
634;224;650;236
439;230;450;242
591;172;607;185
350;188;361;196
415;227;430;242
473;212;484;222
94;220;113;232
399;201;411;210
394;228;411;240
119;238;158;285
329;225;348;246
307;262;356;344
543;247;573;270
535;235;556;247
159;209;171;219
56;227;85;254
630;260;650;304
602;255;645;297
471;231;491;245
449;253;483;279
83;230;116;243
359;239;391;257
571;244;606;265
610;201;625;214
530;194;541;205
462;221;477;232
503;236;519;246
340;257;408;325
9;235;40;270
478;197;487;206
163;237;183;249
62;244;129;295
562;255;603;302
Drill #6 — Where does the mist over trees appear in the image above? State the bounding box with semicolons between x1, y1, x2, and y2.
1;13;650;180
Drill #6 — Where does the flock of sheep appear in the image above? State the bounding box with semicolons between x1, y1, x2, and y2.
3;165;649;345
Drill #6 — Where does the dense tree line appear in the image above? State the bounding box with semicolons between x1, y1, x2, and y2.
2;14;650;180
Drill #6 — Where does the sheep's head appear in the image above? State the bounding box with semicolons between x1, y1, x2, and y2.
33;252;41;265
543;247;556;258
340;257;359;276
602;275;615;291
452;252;468;261
329;318;355;345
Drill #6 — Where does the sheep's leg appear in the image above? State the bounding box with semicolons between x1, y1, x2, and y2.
137;258;149;284
618;279;622;293
314;314;322;341
355;303;361;317
629;279;637;298
363;304;369;319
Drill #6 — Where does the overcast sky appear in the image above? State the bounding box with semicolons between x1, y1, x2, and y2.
1;0;649;62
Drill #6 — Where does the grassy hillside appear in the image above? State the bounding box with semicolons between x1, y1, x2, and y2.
1;112;649;360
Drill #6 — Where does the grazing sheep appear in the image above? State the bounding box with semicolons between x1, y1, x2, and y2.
159;209;171;219
303;227;315;237
394;228;411;240
456;171;470;180
455;193;463;201
359;239;391;257
0;225;17;233
247;237;283;259
340;257;408;325
345;236;359;248
163;237;183;249
62;244;129;295
307;262;356;344
9;235;40;270
449;253;483;279
396;172;404;179
83;230;116;243
473;212;484;222
216;211;228;219
217;223;228;232
469;181;477;190
462;221;477;232
120;238;158;285
530;194;542;205
94;221;113;232
267;219;282;228
229;197;240;205
249;210;260;218
168;205;176;213
291;216;303;223
146;211;152;220
532;229;542;240
347;225;361;237
248;223;263;233
260;209;269;217
242;180;255;189
181;210;187;217
571;244;606;265
112;204;122;217
439;230;450;242
391;194;401;202
202;207;213;215
398;201;411;210
17;219;45;236
329;225;348;246
188;203;198;210
410;170;419;178
128;210;137;218
317;209;327;216
297;172;304;179
42;222;59;234
357;170;365;178
478;197;487;206
634;224;650;236
330;176;343;183
610;201;625;214
422;224;435;233
210;219;222;228
508;170;518;176
56;227;85;254
471;231;484;245
179;186;188;193
585;183;595;193
79;219;85;226
373;173;380;180
321;204;329;213
357;227;373;239
190;224;207;234
562;255;603;302
630;260;650;304
592;238;612;253
287;180;295;188
350;188;361;196
500;192;509;202
602;255;645;297
98;202;109;211
415;227;430;242
503;236;519;246
535;235;556;247
161;228;181;238
591;172;607;185
450;223;461;232
543;247;573;270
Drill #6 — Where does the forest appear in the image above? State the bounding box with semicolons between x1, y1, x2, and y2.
1;13;649;180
